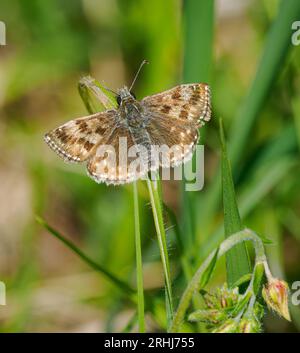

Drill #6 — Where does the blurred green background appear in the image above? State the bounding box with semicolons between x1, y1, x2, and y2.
0;0;300;332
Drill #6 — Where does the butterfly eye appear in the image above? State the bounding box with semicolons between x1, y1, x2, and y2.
130;91;136;99
116;95;122;106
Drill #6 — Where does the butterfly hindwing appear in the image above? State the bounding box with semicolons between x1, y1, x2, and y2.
148;119;199;167
86;124;150;185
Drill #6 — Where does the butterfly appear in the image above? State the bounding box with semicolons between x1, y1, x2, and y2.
44;61;211;185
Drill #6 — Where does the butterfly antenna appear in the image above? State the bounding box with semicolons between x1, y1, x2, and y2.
101;83;118;95
129;59;149;91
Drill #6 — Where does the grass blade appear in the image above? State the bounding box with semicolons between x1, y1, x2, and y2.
146;175;174;328
219;119;251;287
133;182;145;332
183;0;214;83
182;0;215;253
36;216;135;295
198;247;219;289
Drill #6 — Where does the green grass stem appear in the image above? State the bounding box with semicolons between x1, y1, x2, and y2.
133;182;145;332
146;175;174;328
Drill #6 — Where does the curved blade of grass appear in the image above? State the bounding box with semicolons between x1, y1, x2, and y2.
36;216;135;295
146;175;174;328
220;119;251;287
133;182;145;332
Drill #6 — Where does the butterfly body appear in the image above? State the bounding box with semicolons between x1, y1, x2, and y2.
45;83;211;185
117;87;148;129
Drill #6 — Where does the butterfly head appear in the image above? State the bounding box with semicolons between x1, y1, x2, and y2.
116;60;148;105
116;86;136;106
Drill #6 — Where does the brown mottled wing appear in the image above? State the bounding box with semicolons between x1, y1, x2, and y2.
44;110;117;163
142;83;211;125
87;124;149;185
141;83;211;166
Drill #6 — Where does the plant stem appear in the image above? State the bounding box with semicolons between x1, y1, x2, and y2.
170;228;266;332
133;182;145;333
146;175;174;328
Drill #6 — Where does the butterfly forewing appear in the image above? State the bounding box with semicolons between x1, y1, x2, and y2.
142;83;211;166
44;110;117;163
142;83;211;126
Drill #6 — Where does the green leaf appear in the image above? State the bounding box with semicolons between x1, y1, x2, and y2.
252;262;265;296
219;119;251;288
231;273;253;289
78;76;118;114
257;234;274;245
230;291;252;317
199;248;219;289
